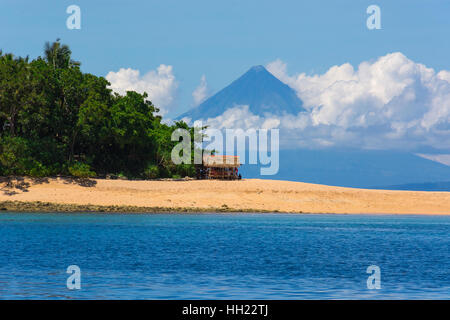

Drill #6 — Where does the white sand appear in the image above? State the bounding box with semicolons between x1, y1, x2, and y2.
1;177;449;215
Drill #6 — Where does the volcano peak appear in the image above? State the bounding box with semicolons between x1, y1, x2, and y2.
177;65;305;120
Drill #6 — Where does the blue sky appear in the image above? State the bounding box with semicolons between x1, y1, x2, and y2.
1;0;450;119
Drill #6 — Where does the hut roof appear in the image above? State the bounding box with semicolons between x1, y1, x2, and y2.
203;155;240;168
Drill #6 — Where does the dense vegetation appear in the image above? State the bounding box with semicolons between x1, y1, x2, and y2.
0;40;195;179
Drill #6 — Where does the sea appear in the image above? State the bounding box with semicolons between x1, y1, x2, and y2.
0;212;449;299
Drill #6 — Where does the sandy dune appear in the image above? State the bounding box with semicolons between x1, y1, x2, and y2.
1;177;449;214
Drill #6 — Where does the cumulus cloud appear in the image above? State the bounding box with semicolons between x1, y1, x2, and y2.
192;75;209;106
106;65;178;115
193;53;450;151
203;105;280;130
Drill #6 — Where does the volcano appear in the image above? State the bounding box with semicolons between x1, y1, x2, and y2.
177;65;306;120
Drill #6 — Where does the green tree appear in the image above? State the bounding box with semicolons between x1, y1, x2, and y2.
44;39;80;69
0;40;197;179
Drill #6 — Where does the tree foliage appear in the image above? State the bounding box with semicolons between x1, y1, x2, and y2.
0;41;194;178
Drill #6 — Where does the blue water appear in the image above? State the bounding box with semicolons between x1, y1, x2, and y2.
0;212;449;299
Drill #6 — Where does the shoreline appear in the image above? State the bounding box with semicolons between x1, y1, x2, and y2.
0;200;277;214
1;177;449;215
1;200;449;216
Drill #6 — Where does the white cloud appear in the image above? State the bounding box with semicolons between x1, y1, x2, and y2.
437;70;450;82
192;74;209;106
203;105;276;130
417;154;450;166
192;52;450;151
267;53;449;127
106;65;178;115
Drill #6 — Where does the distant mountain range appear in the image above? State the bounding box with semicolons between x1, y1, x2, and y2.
178;65;305;120
240;149;450;191
373;181;450;191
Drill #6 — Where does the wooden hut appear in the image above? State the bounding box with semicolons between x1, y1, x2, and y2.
198;155;241;180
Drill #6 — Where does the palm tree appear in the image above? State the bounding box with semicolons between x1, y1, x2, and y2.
44;39;80;69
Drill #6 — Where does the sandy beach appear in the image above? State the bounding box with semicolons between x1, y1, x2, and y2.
0;177;449;215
